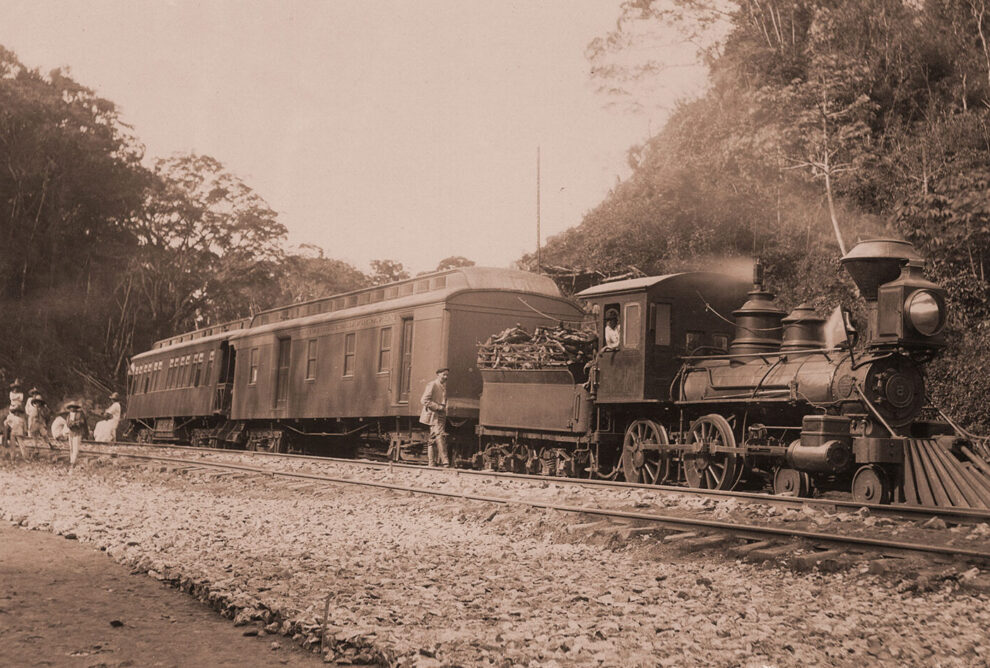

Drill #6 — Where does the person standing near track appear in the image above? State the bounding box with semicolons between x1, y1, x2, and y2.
8;378;25;412
4;405;28;459
65;400;88;469
419;368;449;467
25;388;51;439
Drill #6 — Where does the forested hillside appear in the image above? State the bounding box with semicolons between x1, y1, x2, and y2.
0;47;437;401
6;2;990;430
524;0;990;431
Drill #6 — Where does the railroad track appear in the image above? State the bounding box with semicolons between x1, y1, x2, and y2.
30;439;990;567
80;439;990;525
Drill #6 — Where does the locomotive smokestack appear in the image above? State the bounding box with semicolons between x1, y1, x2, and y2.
840;239;928;348
839;239;921;302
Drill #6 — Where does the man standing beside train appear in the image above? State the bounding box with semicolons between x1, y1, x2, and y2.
420;368;449;467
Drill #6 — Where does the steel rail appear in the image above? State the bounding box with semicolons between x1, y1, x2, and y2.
75;447;990;562
88;440;990;524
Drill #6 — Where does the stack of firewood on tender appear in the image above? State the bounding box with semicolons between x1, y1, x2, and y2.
477;324;599;370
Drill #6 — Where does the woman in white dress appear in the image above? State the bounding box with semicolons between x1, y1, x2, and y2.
93;392;122;442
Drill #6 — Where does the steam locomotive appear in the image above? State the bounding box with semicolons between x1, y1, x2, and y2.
478;238;967;505
126;240;981;506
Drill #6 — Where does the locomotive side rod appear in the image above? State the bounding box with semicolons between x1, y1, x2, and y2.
72;447;990;564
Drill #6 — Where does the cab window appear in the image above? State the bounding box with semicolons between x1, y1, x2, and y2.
623;303;641;349
686;331;704;353
653;303;671;346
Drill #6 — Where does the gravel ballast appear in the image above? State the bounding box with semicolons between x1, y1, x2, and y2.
2;458;989;666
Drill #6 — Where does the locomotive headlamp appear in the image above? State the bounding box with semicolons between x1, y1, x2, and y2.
906;290;945;336
874;262;947;349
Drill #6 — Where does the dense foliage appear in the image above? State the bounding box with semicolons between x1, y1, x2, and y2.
0;47;384;401
526;0;990;431
0;42;486;405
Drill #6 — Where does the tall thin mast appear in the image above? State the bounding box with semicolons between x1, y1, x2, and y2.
536;146;541;273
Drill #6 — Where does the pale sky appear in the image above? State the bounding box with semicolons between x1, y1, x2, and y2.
3;0;705;274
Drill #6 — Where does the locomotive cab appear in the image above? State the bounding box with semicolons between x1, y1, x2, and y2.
575;273;749;403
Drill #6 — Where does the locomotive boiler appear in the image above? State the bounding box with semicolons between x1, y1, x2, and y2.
476;239;982;506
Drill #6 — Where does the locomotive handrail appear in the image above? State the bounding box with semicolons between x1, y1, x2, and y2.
851;350;894;370
679;347;836;362
675;392;792;405
687;366;791;393
751;355;786;399
853;382;899;437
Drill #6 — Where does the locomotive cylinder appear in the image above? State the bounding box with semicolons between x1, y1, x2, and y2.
786;415;853;473
785;438;852;473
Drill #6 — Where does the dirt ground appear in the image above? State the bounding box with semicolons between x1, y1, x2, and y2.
0;522;321;667
4;459;990;666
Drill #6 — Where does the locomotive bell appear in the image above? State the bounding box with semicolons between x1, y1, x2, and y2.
729;261;785;355
781;303;825;352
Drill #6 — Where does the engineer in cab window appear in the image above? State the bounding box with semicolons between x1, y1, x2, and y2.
603;309;621;351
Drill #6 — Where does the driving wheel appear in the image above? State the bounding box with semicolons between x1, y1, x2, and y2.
683;414;740;490
621;419;672;484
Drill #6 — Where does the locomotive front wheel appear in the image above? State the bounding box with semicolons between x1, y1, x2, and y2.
851;465;892;504
773;467;811;497
684;414;740;490
621;420;671;484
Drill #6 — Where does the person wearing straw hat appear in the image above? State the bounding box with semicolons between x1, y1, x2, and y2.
4;404;28;459
50;410;70;442
64;400;88;468
94;391;122;442
25;388;50;438
8;378;25;411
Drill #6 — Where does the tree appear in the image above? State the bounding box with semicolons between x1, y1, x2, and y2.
896;165;990;318
435;256;475;271
0;46;148;299
279;245;370;303
369;259;410;285
569;0;990;430
585;0;733;114
0;45;150;391
126;153;287;338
